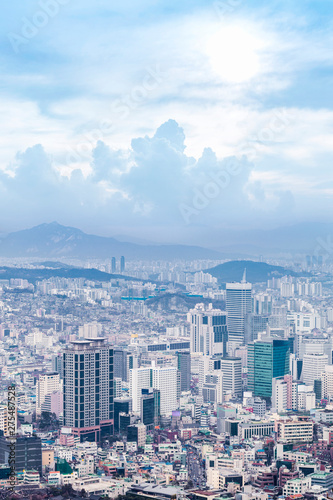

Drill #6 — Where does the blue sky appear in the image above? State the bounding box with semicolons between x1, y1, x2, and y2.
1;0;333;244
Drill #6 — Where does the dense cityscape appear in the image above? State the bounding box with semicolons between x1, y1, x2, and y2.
2;0;332;498
1;251;333;499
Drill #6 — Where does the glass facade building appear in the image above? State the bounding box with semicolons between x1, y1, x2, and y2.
248;338;290;398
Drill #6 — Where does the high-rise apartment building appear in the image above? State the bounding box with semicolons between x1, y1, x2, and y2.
187;303;228;356
120;256;125;273
226;279;252;347
248;337;290;398
111;257;116;273
63;338;113;442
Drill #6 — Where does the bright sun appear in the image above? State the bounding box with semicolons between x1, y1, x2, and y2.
206;26;263;84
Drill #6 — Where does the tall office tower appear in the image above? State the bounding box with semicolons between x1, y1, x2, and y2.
226;276;252;348
220;357;242;397
187;303;228;356
63;338;113;442
120;256;125;273
111;257;116;274
0;433;42;475
247;337;290;399
129;367;151;413
36;372;61;416
151;366;178;416
177;351;191;392
114;350;137;382
302;353;328;386
114;350;127;381
141;388;160;431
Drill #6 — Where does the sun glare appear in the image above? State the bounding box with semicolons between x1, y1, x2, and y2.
206;26;263;83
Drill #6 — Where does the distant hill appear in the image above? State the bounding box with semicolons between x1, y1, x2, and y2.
205;260;307;283
0;222;222;260
0;266;138;284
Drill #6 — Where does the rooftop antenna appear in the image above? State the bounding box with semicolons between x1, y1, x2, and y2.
242;268;247;283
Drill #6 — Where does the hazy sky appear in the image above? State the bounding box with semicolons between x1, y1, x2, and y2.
1;0;333;243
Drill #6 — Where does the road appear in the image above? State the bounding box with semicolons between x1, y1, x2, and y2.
186;446;207;489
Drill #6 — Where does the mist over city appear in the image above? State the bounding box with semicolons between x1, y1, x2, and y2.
1;1;333;499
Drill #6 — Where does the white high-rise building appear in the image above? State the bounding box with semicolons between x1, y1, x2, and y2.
36;373;61;416
321;365;333;399
220;357;242;397
151;366;178;416
129;367;151;413
187;304;227;356
302;353;328;386
226;278;252;348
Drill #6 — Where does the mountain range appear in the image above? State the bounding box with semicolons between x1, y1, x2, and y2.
0;222;222;260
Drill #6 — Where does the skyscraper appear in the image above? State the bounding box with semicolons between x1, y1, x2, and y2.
129;367;151;413
114;349;137;382
187;303;228;356
248;337;290;399
226;276;252;348
177;351;191;392
141;388;160;431
111;257;116;273
63;338;113;442
120;256;125;273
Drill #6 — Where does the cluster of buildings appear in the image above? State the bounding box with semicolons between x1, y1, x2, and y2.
1;259;333;499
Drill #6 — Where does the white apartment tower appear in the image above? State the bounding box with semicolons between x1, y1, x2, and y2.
187;303;228;356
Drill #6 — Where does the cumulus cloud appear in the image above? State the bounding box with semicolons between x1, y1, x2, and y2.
0;120;296;240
